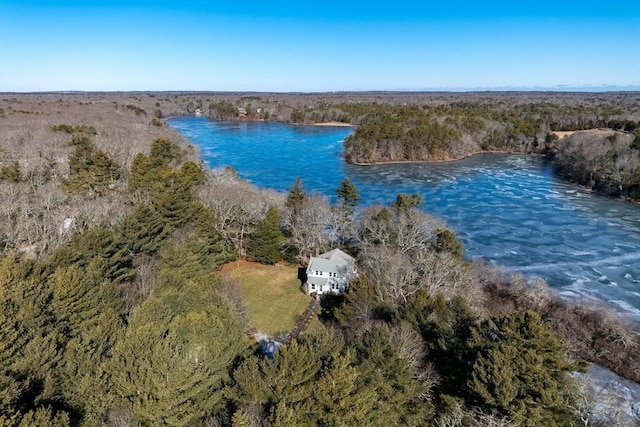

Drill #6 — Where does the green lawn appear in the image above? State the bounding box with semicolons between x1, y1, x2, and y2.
224;262;322;337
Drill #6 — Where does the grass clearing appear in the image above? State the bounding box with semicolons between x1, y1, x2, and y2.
223;261;322;337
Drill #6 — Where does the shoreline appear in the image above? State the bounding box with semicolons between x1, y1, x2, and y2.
349;151;640;205
169;115;355;128
313;121;354;127
347;150;535;166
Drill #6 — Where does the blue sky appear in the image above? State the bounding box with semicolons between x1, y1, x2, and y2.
0;0;639;92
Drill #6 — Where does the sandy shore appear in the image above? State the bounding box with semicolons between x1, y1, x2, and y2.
552;129;616;139
313;121;354;127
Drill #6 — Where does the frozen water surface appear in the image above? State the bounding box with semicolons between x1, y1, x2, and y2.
169;117;640;322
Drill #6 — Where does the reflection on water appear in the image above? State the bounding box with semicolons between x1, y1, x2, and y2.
169;117;640;321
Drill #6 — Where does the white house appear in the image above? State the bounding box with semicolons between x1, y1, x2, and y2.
305;249;356;295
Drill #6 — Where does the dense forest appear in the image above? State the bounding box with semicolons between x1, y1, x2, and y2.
1;93;639;426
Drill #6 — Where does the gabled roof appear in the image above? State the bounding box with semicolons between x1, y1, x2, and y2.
307;249;355;275
318;248;355;263
307;257;342;275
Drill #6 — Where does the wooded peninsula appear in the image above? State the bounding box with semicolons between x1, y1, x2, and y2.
1;92;639;427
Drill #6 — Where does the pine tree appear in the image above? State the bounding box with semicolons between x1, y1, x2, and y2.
107;281;247;426
231;409;252;427
310;349;377;426
246;206;283;264
64;134;121;196
149;137;183;167
191;204;236;265
48;227;134;283
354;324;434;425
17;406;70;427
432;228;464;258
233;340;323;410
336;178;361;207
269;401;303;426
400;292;476;397
391;192;423;214
0;161;23;182
0;253;64;421
285;177;307;218
122;204;172;254
466;310;580;426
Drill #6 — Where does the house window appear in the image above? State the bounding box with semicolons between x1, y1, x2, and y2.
311;284;315;290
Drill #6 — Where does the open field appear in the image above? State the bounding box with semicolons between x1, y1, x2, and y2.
552;129;618;139
222;260;322;337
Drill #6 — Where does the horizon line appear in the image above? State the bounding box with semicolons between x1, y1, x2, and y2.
2;85;640;95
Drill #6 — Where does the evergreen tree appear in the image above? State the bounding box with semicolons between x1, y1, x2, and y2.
400;292;477;397
149;137;183;167
0;254;69;423
354;324;434;425
391;192;423;214
190;204;236;265
234;340;321;409
0;161;23;182
309;349;377;426
128;152;154;193
230;409;252;427
270;401;303;426
48;227;134;283
334;178;361;243
334;275;381;328
17;406;70;427
336;178;361;207
122;204;172;255
64;134;121;196
107;281;247;426
466;310;581;426
246;206;283;264
285;177;307;218
432;228;464;258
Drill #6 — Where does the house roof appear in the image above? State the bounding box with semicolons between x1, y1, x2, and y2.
307;275;329;286
318;248;354;263
307;249;355;275
307;257;341;274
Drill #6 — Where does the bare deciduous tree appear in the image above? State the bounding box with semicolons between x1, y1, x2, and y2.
284;194;334;262
200;170;283;257
414;248;477;301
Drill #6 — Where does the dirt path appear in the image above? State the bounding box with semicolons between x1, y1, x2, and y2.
285;298;320;343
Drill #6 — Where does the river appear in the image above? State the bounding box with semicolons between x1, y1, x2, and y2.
168;117;640;322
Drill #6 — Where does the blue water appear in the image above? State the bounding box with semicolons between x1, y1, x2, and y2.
169;117;640;321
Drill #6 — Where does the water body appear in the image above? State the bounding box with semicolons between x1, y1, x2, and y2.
168;117;640;321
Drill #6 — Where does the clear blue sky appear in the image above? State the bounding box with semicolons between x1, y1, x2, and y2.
1;0;639;92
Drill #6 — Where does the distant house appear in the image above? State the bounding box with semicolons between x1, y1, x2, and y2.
304;249;357;295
